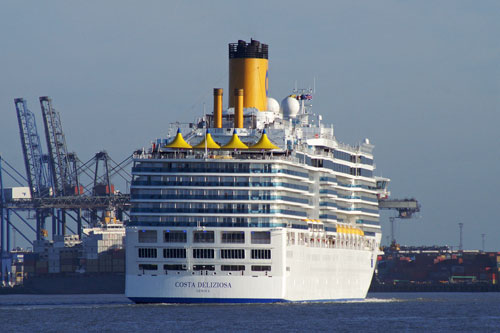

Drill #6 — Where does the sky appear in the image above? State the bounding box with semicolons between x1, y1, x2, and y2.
1;1;499;250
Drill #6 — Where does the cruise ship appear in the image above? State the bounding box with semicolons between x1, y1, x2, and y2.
125;39;390;303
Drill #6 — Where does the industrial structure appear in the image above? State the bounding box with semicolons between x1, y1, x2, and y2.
378;198;420;245
372;177;420;245
372;245;500;292
1;97;131;287
372;181;499;292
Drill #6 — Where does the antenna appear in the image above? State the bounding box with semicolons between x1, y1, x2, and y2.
203;103;207;158
481;233;485;252
458;222;463;251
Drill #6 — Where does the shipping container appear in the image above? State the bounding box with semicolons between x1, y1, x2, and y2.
48;266;61;274
36;261;48;268
2;187;31;200
60;265;76;273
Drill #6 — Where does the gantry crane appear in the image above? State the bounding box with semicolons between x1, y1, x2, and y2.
14;98;52;240
40;96;82;236
378;198;420;244
40;96;79;197
5;97;132;251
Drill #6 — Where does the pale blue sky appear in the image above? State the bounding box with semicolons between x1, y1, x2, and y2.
1;1;499;250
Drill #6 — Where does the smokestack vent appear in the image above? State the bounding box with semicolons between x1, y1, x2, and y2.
229;39;268;59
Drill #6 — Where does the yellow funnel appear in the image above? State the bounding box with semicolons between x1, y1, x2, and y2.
228;39;268;112
193;129;220;149
222;130;248;149
213;88;223;128
234;89;244;128
164;129;192;149
249;129;279;150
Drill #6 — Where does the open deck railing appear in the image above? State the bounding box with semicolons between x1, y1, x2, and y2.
133;150;303;164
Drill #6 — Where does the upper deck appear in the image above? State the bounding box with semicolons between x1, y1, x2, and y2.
128;38;389;237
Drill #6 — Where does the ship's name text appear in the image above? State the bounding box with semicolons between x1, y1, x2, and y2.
174;282;232;289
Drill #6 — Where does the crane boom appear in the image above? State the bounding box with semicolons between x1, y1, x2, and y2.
14;98;50;198
378;198;420;244
40;96;78;197
378;198;420;218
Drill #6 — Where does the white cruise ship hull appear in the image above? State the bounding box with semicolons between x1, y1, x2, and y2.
126;227;380;303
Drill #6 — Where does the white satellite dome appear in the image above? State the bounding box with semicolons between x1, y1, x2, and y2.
280;96;300;119
266;97;280;114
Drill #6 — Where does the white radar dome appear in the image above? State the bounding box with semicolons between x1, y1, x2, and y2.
280;97;300;119
266;97;280;114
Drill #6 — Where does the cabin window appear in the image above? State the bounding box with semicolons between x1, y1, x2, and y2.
138;230;157;243
221;265;245;271
193;248;215;259
251;231;271;244
164;230;187;243
251;249;271;260
163;248;186;258
221;249;245;259
193;265;215;271
193;231;215;243
138;248;157;258
221;231;245;244
139;264;158;271
251;265;271;272
164;264;186;271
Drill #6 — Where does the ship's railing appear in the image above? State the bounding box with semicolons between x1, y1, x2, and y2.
133;144;371;166
336;142;360;152
133;150;303;164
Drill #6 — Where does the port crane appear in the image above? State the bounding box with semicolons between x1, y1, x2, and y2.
40;96;82;238
15;98;52;241
378;198;420;244
0;97;132;253
40;96;80;197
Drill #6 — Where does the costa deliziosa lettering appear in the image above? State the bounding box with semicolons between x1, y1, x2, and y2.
175;281;232;288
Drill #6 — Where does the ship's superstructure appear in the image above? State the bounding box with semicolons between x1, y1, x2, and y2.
126;39;389;303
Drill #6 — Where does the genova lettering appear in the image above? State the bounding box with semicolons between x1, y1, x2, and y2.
174;281;232;289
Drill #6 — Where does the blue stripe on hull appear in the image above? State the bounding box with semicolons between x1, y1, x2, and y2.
130;297;284;304
129;297;364;304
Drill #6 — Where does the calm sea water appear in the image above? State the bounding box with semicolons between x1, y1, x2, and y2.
1;293;499;332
